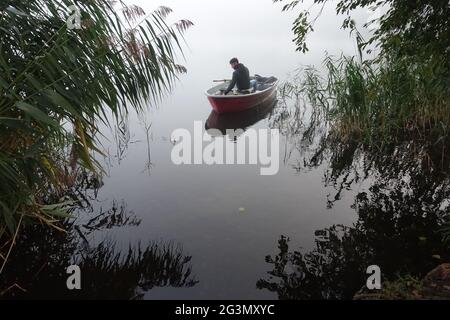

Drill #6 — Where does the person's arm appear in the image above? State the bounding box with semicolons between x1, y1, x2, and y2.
224;71;237;95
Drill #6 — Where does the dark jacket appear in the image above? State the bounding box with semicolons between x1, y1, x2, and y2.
224;63;250;94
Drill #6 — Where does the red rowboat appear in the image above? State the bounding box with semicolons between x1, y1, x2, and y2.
205;77;278;114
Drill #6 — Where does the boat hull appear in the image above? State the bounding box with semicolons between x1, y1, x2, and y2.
207;83;277;114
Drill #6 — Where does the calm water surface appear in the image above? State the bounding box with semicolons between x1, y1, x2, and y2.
90;0;358;299
3;0;449;300
91;0;358;299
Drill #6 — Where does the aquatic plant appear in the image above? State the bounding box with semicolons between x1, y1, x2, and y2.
0;1;192;235
278;54;450;155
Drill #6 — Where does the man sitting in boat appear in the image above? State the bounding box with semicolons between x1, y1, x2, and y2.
221;58;256;95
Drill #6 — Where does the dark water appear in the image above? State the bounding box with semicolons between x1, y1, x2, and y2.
2;0;449;299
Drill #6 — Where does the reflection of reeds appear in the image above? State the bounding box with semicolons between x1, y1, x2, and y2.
113;116;131;164
258;151;450;299
78;242;198;299
141;119;153;173
0;200;198;299
81;199;141;234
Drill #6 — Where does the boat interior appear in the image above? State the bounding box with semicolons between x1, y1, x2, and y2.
206;76;278;97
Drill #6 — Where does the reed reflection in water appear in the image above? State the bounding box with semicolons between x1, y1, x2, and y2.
257;86;450;299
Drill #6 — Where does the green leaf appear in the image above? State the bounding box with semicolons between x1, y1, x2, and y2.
15;101;59;127
5;6;29;17
0;201;15;234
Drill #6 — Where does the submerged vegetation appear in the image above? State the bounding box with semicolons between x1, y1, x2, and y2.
0;0;192;267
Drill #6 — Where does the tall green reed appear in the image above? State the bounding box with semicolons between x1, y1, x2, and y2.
0;0;192;234
285;54;449;147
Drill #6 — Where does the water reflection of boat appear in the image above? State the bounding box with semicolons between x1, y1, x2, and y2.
205;96;277;135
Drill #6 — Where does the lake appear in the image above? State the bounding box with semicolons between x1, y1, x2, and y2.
2;0;448;300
